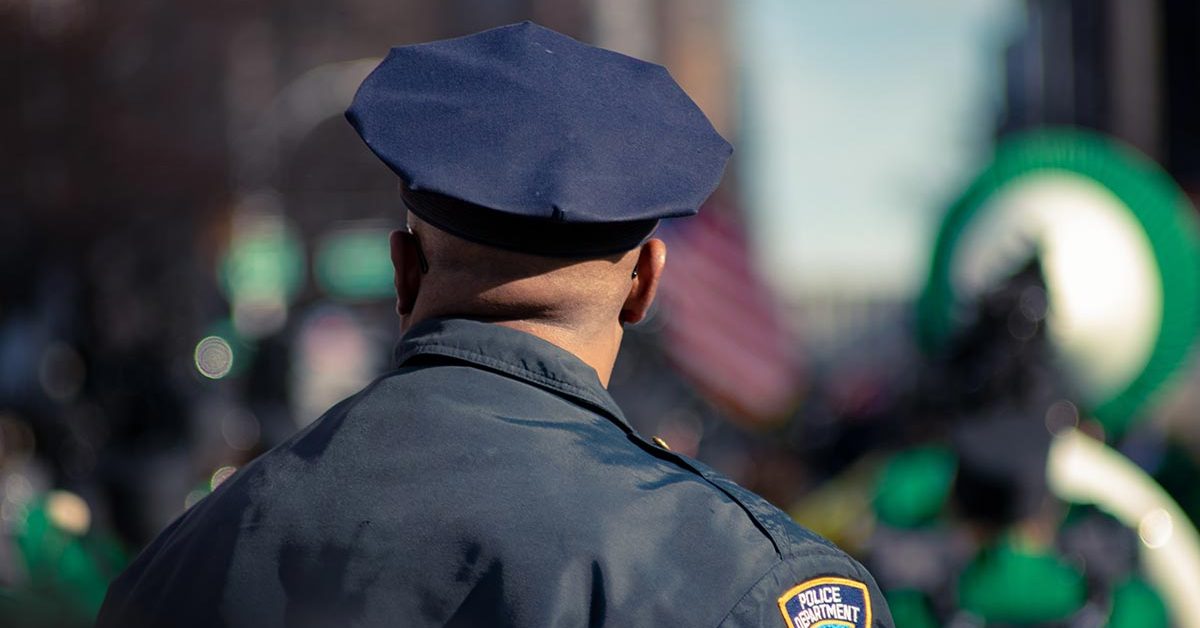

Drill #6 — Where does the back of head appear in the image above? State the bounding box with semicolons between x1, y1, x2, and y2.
409;213;637;332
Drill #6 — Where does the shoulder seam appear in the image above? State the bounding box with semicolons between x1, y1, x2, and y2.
659;456;784;557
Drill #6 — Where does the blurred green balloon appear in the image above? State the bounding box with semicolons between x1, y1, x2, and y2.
1;492;127;627
873;446;956;529
958;540;1086;623
884;589;938;628
1108;577;1169;628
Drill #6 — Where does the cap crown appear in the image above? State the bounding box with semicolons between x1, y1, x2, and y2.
346;21;731;224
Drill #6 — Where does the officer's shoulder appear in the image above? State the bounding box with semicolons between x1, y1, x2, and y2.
717;545;890;628
716;510;891;627
670;458;892;627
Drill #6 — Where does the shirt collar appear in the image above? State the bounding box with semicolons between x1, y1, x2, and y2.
393;317;631;430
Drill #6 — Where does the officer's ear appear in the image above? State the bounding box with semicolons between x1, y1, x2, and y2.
620;238;666;325
389;229;424;319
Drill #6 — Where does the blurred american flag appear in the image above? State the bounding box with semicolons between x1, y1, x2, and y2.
657;200;806;426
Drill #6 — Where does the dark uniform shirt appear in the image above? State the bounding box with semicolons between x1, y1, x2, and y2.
98;318;892;627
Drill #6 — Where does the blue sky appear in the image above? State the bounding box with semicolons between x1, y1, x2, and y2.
736;0;1025;300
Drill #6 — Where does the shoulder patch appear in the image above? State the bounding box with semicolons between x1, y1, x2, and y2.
777;577;871;628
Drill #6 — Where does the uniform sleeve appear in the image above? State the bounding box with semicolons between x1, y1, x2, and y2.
717;545;894;628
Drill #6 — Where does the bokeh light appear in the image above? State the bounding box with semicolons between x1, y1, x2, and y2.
1139;508;1174;549
193;336;234;379
45;490;91;536
220;410;261;452
1044;400;1079;434
184;489;208;510
210;466;238;490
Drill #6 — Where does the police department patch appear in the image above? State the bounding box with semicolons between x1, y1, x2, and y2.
777;577;871;628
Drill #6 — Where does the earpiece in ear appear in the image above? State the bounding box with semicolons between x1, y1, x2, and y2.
631;268;639;279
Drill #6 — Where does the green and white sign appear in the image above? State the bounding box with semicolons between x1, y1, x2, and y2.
919;130;1200;433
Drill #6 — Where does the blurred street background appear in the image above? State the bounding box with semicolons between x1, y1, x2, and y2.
6;0;1200;625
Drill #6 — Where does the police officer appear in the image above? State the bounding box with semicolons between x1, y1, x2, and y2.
97;22;893;627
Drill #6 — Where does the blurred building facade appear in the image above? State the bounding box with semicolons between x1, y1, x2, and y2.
1003;0;1200;191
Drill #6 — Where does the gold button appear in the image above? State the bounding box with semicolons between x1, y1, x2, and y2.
652;436;671;451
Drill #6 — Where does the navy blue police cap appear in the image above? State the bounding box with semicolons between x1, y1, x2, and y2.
346;21;731;256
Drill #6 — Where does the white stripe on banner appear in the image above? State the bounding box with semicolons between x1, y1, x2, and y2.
657;202;805;425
